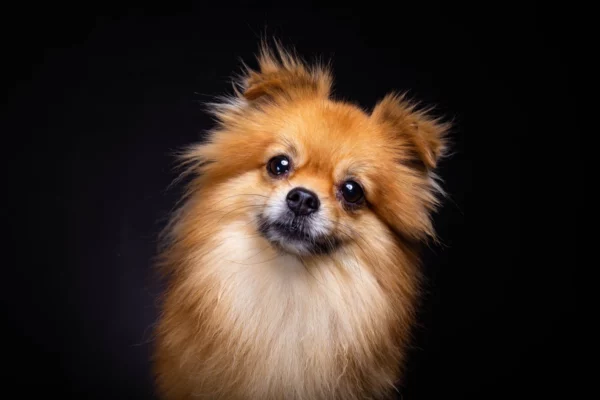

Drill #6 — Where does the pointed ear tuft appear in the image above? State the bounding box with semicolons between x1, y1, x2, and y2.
240;42;332;102
372;93;450;170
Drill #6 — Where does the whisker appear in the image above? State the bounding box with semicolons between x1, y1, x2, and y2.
211;193;270;202
191;202;263;219
225;253;282;265
217;232;264;242
216;204;265;225
246;244;273;260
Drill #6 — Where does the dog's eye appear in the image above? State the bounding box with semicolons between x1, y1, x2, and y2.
341;180;364;204
267;155;291;177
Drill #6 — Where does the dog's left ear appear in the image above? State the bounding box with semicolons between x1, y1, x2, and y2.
372;93;449;171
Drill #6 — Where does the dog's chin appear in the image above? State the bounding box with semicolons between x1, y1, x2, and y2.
257;216;340;256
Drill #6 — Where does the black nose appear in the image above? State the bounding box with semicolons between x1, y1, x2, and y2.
286;187;320;216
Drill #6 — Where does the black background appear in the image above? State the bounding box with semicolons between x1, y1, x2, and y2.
3;3;579;399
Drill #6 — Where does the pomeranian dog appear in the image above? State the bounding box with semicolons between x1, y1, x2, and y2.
153;43;449;400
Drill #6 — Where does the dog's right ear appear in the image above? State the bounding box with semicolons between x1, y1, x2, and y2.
240;44;332;102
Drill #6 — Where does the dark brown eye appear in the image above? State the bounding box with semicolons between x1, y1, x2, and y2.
341;180;364;204
267;155;291;177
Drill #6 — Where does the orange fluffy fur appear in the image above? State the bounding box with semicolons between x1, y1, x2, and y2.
153;44;449;400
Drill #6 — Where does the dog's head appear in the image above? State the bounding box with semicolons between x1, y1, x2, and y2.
179;45;448;256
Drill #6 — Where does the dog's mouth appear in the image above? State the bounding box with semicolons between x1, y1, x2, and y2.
257;214;340;256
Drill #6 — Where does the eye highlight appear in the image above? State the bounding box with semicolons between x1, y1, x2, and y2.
267;155;291;177
340;180;365;205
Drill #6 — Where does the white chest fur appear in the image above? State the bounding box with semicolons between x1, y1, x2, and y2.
191;222;390;389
